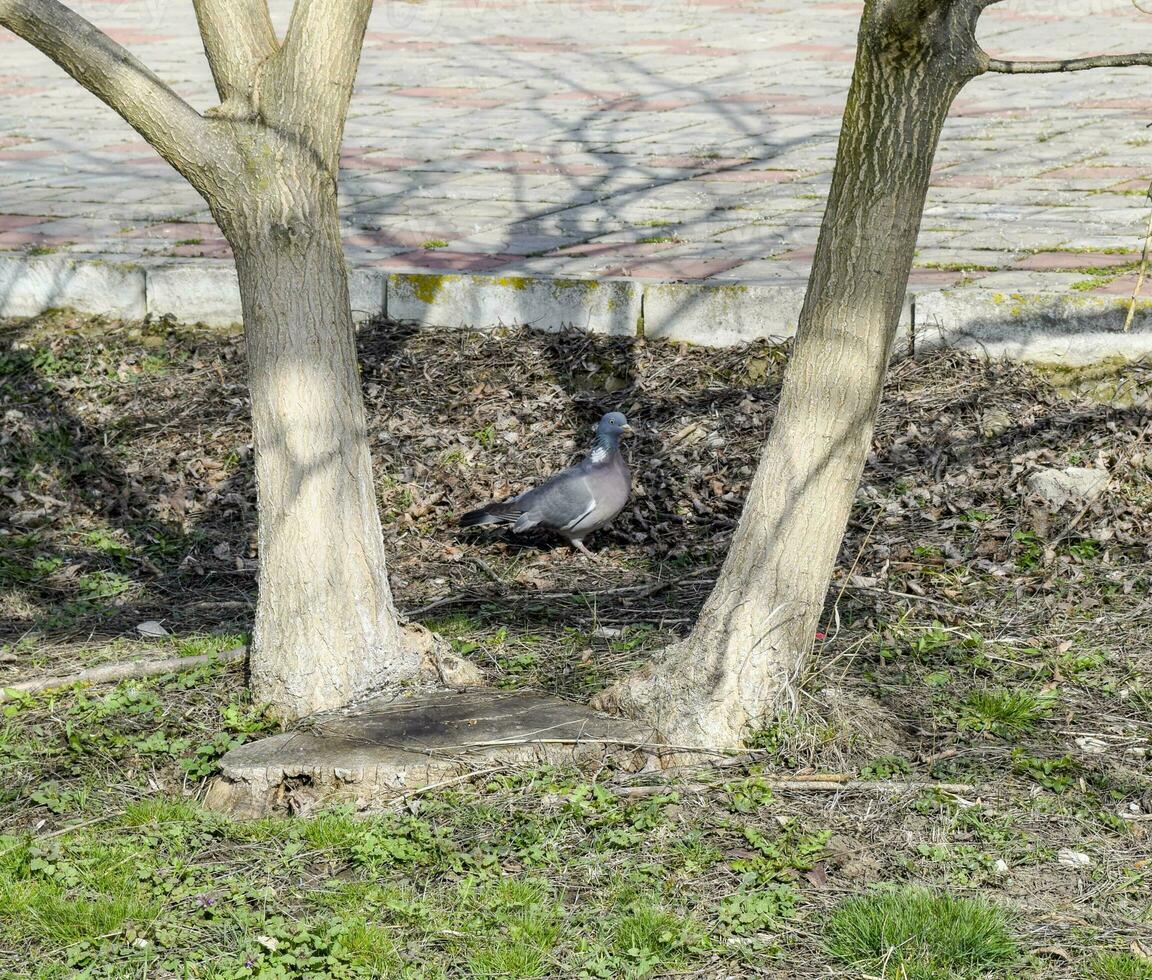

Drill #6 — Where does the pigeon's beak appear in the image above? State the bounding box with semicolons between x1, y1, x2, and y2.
621;423;635;436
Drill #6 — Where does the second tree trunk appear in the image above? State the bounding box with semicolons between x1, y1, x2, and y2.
593;0;988;749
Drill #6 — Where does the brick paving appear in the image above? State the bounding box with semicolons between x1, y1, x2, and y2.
1;0;1151;307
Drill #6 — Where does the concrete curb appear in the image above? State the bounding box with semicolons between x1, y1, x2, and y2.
913;288;1152;365
642;280;809;346
147;262;242;324
0;253;147;320
1;252;1149;364
385;272;641;337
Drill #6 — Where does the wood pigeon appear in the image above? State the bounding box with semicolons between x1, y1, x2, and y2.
459;412;633;556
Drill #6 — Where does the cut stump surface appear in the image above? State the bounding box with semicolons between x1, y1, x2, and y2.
204;688;657;817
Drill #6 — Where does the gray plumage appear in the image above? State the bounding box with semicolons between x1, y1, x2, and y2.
459;412;633;554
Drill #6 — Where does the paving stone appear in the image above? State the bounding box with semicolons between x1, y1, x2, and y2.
965;271;1089;292
1013;251;1137;271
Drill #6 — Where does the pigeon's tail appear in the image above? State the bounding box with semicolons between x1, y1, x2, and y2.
459;501;519;528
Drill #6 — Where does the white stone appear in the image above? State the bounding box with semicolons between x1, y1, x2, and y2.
1027;466;1109;510
1057;848;1092;868
0;253;146;319
387;273;640;337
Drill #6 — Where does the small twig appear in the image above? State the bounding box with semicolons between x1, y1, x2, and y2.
0;646;248;701
1058;730;1144;740
772;778;974;794
1123;181;1152;333
403;563;721;620
628;563;720;600
841;583;979;613
467;556;506;585
822;510;882;647
389;765;507;804
613;777;976;798
0;812;121;859
1047;497;1098;551
402;593;485;619
613;782;713;797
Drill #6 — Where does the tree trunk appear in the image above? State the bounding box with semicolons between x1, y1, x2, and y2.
217;167;419;720
0;0;491;723
592;0;989;750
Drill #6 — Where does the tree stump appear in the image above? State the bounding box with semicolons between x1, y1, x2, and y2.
204;688;658;817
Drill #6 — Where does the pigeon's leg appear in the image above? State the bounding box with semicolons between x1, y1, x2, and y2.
570;539;598;561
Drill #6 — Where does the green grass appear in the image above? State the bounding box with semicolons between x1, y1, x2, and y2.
0;786;717;978
0;675;849;980
1066;260;1142;292
916;261;1002;272
825;887;1019;979
174;632;248;657
958;688;1055;737
1089;953;1152;980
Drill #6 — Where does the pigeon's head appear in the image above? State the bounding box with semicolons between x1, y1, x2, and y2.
596;411;634;439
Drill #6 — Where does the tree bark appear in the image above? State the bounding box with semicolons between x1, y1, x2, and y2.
192;0;278;117
210;159;420;718
592;0;989;750
1;0;422;721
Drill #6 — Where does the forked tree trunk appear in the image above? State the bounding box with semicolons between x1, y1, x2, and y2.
200;0;429;720
0;0;423;722
214;170;419;718
593;0;989;749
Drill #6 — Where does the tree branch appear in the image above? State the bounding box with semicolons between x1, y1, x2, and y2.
0;0;212;180
0;646;248;701
986;53;1152;73
261;0;373;172
192;0;278;116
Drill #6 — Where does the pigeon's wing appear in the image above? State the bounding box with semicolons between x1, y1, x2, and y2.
505;465;598;534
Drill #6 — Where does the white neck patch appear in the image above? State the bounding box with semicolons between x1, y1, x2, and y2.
589;444;609;463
